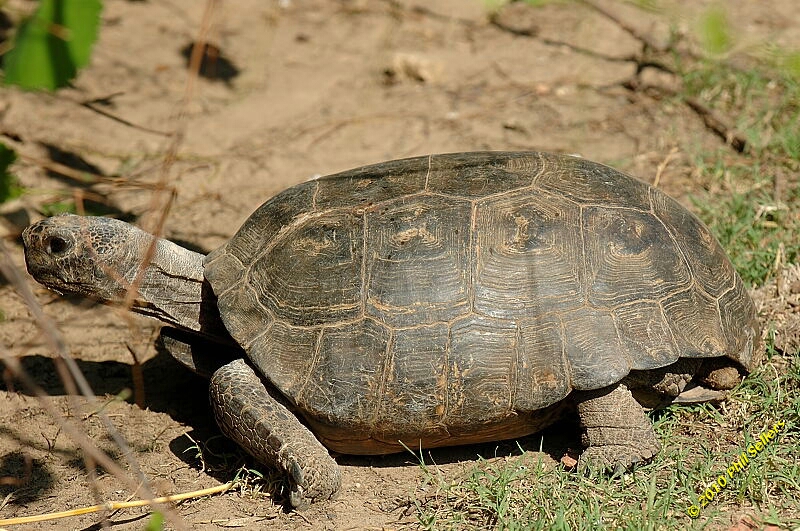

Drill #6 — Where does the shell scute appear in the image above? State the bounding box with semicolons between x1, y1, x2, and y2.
248;210;363;326
474;187;584;319
365;194;471;326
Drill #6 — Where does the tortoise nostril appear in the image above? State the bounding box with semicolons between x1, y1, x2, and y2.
46;236;71;255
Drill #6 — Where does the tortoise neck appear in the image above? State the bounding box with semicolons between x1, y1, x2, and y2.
130;238;226;338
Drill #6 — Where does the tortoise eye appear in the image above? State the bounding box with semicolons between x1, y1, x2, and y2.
46;235;71;255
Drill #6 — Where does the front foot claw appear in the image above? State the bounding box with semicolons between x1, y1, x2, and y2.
288;460;308;509
286;456;341;510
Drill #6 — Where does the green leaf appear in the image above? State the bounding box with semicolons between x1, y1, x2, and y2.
699;7;731;55
0;143;22;203
144;511;165;531
4;0;103;90
40;200;76;216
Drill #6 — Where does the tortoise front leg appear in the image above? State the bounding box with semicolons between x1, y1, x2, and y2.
574;383;661;472
210;359;341;508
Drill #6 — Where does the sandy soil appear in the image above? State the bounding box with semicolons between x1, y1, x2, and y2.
0;0;797;529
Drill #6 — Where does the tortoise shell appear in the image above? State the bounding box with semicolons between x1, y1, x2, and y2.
204;152;759;453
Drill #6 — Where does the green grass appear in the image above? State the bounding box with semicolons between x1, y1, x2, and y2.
693;180;799;287
411;352;800;530
681;59;800;161
677;40;800;289
617;6;799;291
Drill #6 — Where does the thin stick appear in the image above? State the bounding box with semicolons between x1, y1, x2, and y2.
3;2;220;530
652;146;679;188
622;78;748;153
121;0;218;310
76;99;172;137
18;152;174;191
0;482;235;526
683;96;747;152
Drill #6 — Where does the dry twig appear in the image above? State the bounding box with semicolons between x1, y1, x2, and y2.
0;481;234;526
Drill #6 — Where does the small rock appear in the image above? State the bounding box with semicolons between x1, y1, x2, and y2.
560;452;578;469
384;53;443;84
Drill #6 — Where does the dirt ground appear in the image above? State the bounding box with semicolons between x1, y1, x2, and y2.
0;0;798;529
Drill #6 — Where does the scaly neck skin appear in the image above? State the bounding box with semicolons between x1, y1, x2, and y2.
130;237;209;333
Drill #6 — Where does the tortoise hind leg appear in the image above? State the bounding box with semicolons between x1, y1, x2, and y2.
210;359;341;508
574;383;660;472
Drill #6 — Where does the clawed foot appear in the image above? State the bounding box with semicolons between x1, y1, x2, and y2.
287;457;341;509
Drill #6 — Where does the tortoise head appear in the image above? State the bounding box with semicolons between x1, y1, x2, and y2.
23;214;212;333
22;214;153;303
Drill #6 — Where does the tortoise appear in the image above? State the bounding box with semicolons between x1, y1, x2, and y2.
22;151;760;508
